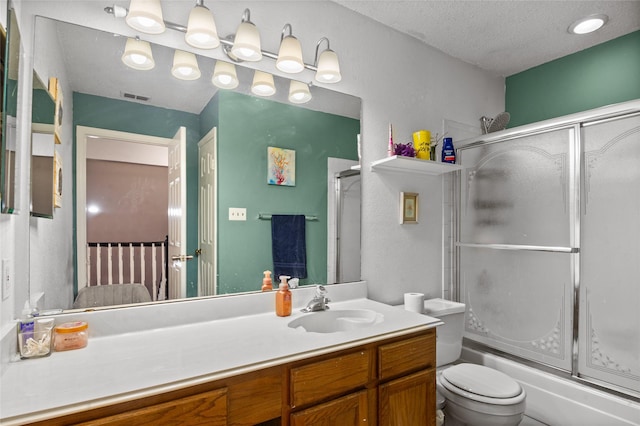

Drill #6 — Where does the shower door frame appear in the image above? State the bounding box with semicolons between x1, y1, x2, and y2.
452;99;640;400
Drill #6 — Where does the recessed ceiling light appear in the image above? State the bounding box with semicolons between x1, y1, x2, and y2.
568;14;608;35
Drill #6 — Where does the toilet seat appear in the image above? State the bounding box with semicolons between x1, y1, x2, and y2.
439;363;525;406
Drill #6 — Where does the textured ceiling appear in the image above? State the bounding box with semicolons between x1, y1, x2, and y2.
332;0;640;76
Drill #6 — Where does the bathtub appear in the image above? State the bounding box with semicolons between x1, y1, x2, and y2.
461;346;640;426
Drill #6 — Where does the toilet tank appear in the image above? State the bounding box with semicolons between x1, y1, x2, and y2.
424;298;466;367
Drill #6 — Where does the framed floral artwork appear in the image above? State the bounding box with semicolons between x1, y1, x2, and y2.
400;192;418;224
267;147;295;186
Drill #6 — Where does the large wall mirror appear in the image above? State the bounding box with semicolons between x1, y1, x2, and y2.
30;14;361;312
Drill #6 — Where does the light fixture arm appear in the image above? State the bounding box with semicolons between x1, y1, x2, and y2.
314;37;331;66
281;23;293;43
241;8;252;24
104;4;322;72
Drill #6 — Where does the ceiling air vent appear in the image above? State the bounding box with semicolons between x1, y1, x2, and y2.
122;92;150;102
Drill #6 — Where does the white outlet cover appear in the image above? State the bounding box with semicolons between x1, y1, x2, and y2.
2;259;11;301
229;207;247;221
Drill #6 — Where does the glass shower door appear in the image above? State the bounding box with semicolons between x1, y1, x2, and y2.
457;127;578;371
579;113;640;394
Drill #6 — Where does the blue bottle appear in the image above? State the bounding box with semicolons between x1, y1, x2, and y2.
441;137;456;163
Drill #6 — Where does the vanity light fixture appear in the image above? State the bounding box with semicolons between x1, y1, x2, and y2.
121;37;155;70
288;80;312;104
276;24;304;73
568;14;608;34
251;71;276;97
314;37;341;83
231;9;262;62
212;61;239;89
125;0;166;34
171;50;201;80
105;3;345;84
185;1;220;49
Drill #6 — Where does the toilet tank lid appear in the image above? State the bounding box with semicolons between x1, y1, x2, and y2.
441;363;522;399
424;298;465;316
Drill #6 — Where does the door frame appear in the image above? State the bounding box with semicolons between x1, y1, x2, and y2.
75;126;174;291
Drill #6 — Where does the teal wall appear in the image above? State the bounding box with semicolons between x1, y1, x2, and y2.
506;31;640;127
32;88;55;124
73;93;200;297
201;91;360;294
4;79;17;117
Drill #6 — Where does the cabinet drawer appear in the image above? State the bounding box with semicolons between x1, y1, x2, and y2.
291;349;372;408
75;388;228;426
378;330;435;380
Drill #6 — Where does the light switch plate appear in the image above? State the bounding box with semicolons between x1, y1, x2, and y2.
229;207;247;221
2;259;11;301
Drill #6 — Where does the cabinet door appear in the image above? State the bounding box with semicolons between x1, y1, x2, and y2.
290;390;369;426
379;369;435;426
75;388;227;426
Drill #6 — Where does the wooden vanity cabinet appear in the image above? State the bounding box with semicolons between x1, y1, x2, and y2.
284;328;436;426
23;329;435;426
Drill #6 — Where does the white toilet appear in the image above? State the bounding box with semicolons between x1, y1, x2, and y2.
424;298;526;426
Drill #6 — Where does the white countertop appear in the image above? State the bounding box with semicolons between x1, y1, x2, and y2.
0;283;441;424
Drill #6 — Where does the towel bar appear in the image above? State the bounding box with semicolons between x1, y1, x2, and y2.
258;213;318;221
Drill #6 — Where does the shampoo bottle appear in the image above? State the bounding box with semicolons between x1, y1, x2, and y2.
441;137;456;164
276;276;292;317
261;270;273;291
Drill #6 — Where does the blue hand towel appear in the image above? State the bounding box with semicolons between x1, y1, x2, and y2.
271;214;307;279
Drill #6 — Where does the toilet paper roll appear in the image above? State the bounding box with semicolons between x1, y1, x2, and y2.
404;293;424;314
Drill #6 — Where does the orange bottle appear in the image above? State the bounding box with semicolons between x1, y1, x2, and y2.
276;276;292;317
261;270;273;291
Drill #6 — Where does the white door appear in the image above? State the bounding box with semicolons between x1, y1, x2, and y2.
167;127;187;300
198;127;217;296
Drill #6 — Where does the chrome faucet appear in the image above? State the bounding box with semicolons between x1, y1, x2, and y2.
301;285;330;312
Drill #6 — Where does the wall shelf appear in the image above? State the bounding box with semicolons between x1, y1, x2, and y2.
370;155;463;175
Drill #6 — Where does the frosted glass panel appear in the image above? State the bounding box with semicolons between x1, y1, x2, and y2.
460;247;573;370
579;114;640;393
458;128;573;246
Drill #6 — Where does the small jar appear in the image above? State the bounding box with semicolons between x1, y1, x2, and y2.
54;321;88;351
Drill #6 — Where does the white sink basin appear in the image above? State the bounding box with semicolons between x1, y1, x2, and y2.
288;309;384;333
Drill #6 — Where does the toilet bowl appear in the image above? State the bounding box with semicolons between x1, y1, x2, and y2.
437;363;526;426
418;298;526;426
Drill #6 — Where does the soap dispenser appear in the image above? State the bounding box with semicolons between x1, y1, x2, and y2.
276;275;292;317
261;270;273;291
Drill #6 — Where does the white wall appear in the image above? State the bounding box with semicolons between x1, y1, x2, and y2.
0;1;504;326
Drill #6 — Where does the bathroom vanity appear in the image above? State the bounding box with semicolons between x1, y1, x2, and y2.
0;284;441;426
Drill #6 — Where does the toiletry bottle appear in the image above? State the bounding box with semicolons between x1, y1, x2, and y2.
276;276;292;317
441;137;456;163
261;270;273;291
